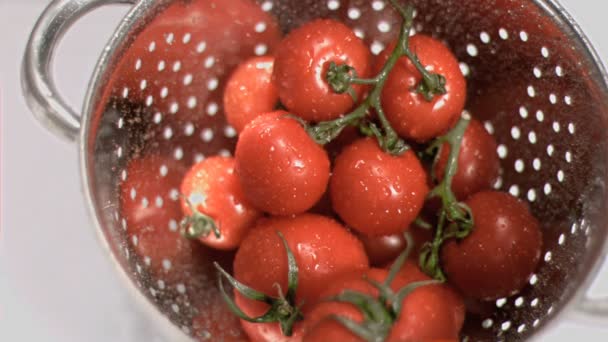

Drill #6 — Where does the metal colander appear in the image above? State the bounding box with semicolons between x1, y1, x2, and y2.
22;0;608;341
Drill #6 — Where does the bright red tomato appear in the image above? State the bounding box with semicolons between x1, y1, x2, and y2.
304;269;392;342
180;156;261;250
273;19;372;122
304;268;460;342
330;138;429;236
235;111;331;215
120;155;204;283
441;191;543;300
378;35;466;142
396;261;466;334
303;301;364;342
434;119;500;200
224;56;279;133
233;214;369;341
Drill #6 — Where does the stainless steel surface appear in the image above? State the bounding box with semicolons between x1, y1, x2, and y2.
21;0;137;142
19;0;608;341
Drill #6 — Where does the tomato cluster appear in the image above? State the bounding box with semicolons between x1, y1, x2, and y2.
117;1;543;341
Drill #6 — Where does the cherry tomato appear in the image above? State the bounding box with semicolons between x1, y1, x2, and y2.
233;214;369;341
273;19;372;122
396;261;465;334
360;221;434;267
120;155;204;283
441;191;543;300
434;119;500;200
359;233;407;267
180;156;261;250
224;56;279;132
378;35;466;142
305;268;460;342
386;289;460;342
235;111;331;215
330;138;429;236
303;301;364;342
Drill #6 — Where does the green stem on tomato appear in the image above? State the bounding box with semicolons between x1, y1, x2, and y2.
180;197;221;239
428;118;473;226
419;117;475;281
215;232;303;336
313;2;446;155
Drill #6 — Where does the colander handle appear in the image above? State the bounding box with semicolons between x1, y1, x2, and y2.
21;0;136;142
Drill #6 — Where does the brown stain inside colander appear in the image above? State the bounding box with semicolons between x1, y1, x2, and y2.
85;0;608;341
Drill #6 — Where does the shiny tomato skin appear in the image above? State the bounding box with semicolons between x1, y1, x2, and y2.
306;268;459;342
224;56;279;133
359;233;408;267
180;156;261;250
233;214;369;341
441;191;543;300
378;35;466;142
273;19;372;122
434;119;500;200
235;111;330;215
330;138;429;236
304;268;404;342
361;220;434;267
234;294;305;342
396;261;466;334
303;301;364;342
387;286;461;342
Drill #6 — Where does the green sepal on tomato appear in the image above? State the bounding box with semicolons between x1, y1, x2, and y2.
179;156;262;250
215;214;369;341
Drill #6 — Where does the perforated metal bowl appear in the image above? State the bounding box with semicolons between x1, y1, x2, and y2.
23;0;608;341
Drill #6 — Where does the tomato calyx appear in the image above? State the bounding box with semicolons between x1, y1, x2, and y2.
326;61;361;102
327;233;440;341
215;232;304;336
310;1;447;156
419;118;475;281
180;197;221;240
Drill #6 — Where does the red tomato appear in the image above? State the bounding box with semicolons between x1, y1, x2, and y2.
360;221;434;267
224;56;279;132
180;156;261;250
235;112;331;215
441;191;543;300
387;287;461;342
396;261;466;334
304;268;402;342
434;119;500;200
359;233;407;267
305;268;460;342
330;138;429;236
233;214;369;341
273;19;372;122
378;35;466;142
120;155;204;283
303;301;364;342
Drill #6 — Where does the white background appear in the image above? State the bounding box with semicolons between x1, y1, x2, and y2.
1;0;608;341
